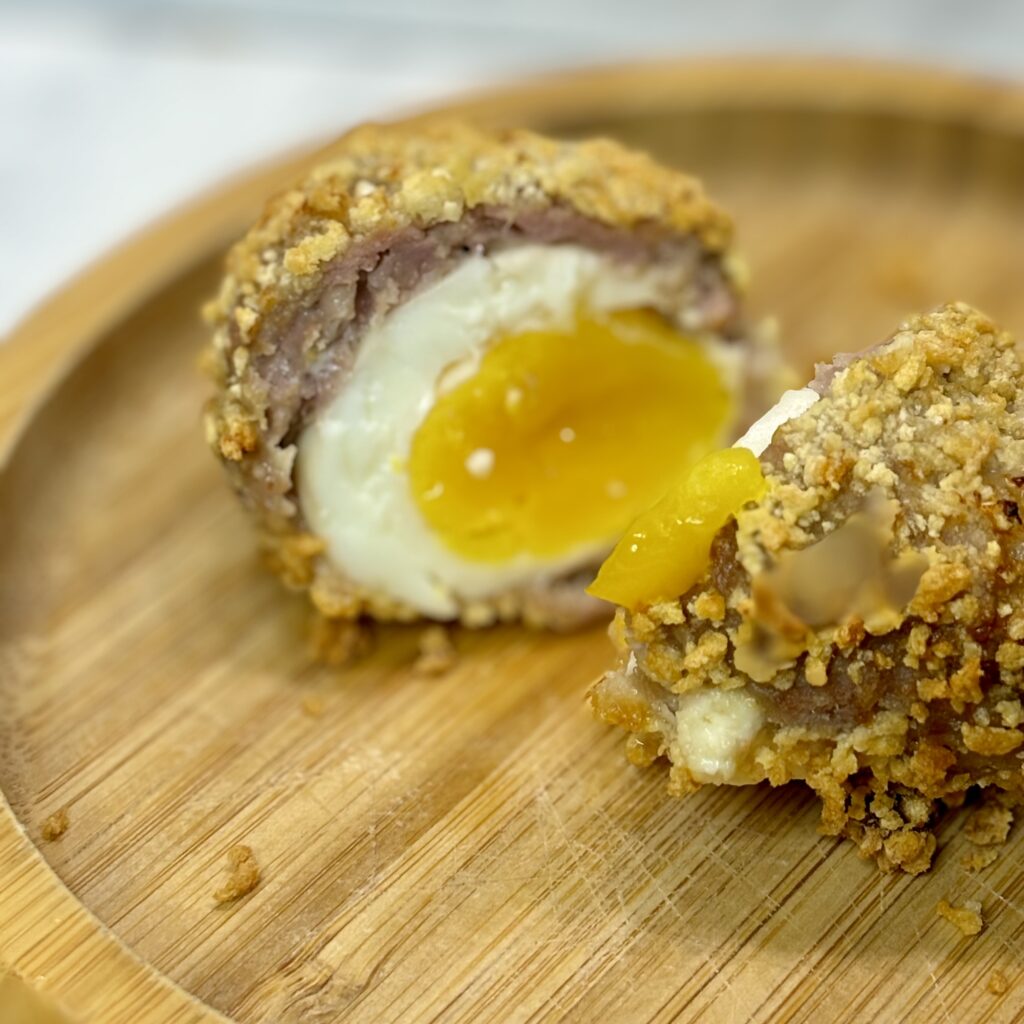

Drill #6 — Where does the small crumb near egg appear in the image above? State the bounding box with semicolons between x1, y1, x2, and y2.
988;970;1010;995
936;898;984;937
214;844;261;904
464;448;495;479
40;808;69;842
311;617;373;667
414;625;458;676
301;694;326;718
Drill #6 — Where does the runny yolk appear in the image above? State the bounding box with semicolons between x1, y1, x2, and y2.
407;309;732;563
587;447;766;610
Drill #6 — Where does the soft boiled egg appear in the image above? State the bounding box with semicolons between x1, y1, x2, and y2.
296;244;739;619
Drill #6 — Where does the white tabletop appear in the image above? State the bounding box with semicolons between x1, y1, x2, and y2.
2;0;1019;336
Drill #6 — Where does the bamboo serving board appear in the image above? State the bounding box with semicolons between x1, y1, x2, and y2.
5;58;1024;1024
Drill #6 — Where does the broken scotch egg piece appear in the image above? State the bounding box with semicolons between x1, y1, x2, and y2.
589;303;1024;872
203;120;784;629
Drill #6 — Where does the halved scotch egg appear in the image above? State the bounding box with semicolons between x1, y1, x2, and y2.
590;303;1024;872
204;121;783;628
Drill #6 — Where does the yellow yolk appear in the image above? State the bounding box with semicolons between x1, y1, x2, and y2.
407;309;731;563
587;447;766;610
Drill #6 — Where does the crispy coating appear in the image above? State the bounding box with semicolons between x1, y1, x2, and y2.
204;120;733;345
203;120;753;628
591;303;1024;872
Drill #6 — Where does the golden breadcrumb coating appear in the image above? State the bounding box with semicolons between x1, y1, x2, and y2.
204;120;732;343
202;119;755;628
592;303;1024;873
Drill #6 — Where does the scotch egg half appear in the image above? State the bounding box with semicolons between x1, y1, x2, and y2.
204;121;784;627
297;245;740;619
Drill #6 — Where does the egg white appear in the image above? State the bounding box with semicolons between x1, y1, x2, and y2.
733;386;819;457
297;244;737;619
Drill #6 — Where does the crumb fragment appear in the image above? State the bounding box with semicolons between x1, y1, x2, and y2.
964;804;1013;846
879;829;935;875
214;844;261;904
987;970;1010;995
40;808;69;842
311;617;373;666
414;625;458;676
960;847;999;872
301;694;326;718
936;898;984;937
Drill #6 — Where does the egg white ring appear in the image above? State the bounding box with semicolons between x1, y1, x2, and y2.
733;386;819;457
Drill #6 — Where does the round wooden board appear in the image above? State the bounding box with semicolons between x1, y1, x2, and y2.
4;58;1024;1024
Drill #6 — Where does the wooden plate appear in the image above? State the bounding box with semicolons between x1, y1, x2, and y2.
4;58;1024;1023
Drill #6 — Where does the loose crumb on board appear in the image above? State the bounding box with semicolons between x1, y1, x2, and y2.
964;804;1014;846
301;694;326;718
310;617;373;667
40;808;69;842
214;845;261;904
936;899;984;937
414;625;458;676
988;970;1010;995
960;848;999;873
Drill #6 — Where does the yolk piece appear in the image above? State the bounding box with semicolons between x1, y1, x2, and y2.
407;309;732;563
587;447;766;610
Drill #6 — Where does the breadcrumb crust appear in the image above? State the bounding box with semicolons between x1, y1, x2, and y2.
936;898;984;937
205;120;732;340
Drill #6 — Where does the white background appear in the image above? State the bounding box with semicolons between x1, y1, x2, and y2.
2;0;1021;335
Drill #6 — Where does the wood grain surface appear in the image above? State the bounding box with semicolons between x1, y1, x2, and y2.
4;58;1024;1024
